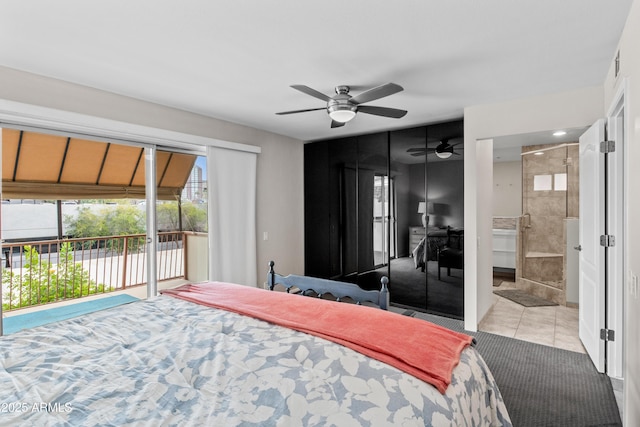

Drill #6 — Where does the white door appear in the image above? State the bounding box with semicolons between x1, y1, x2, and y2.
578;119;605;372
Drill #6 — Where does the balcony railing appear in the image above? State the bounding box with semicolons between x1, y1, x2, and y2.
1;231;186;311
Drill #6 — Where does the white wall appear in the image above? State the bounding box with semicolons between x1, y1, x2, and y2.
493;161;522;217
185;232;209;282
463;86;603;331
0;66;305;285
1;203;132;239
603;0;640;423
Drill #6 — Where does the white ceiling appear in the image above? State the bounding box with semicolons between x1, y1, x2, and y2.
0;1;632;143
493;126;589;162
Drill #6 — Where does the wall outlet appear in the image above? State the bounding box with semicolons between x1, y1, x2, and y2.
263;232;268;241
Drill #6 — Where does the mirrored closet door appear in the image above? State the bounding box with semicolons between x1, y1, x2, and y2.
304;119;464;318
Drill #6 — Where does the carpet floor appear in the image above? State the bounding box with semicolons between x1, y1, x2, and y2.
411;312;622;427
368;257;463;318
3;294;139;335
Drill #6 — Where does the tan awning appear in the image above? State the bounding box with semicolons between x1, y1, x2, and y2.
1;129;196;200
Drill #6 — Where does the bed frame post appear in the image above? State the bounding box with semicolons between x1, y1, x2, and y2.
379;276;390;310
268;260;276;291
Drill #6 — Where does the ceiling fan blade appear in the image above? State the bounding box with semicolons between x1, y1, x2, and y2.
331;120;345;128
276;107;326;115
406;148;427;152
349;83;403;105
358;105;407;118
291;85;331;102
410;152;427;157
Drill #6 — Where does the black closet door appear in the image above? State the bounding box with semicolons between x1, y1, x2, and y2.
304;136;358;279
355;132;388;290
357;168;375;273
342;165;358;279
425;120;464;318
304;119;464;319
331;137;358;279
304;141;331;278
389;126;428;310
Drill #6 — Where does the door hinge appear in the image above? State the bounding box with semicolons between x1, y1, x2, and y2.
600;140;615;153
600;235;616;247
600;328;615;342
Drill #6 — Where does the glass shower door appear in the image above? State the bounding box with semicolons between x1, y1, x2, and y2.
521;144;574;289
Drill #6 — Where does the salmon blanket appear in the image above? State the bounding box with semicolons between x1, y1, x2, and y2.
161;281;474;393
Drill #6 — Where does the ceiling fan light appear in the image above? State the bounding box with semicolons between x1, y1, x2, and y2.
435;150;453;159
435;142;454;159
328;109;356;123
327;100;357;123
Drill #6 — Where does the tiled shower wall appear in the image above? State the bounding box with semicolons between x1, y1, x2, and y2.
517;143;579;304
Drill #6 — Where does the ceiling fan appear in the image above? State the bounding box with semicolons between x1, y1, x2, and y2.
276;83;407;128
407;137;463;159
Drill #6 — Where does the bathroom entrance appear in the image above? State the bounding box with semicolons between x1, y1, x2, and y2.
517;142;579;305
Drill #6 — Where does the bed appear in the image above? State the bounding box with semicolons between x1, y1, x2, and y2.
0;272;511;426
412;227;463;270
266;260;390;309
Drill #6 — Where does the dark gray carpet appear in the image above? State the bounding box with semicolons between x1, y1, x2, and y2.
369;257;463;318
410;312;621;427
494;289;558;307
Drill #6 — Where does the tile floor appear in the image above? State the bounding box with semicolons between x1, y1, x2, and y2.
479;280;585;354
481;280;627;419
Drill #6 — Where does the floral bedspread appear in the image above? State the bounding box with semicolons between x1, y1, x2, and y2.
0;296;511;426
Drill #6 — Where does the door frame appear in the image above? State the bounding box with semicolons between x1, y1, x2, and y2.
604;78;628;379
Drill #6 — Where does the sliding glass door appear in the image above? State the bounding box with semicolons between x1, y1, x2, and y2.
373;175;396;267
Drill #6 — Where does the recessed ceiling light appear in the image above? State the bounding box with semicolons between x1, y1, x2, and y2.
553;130;567;137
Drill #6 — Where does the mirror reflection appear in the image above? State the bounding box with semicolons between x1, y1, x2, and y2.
304;119;464;319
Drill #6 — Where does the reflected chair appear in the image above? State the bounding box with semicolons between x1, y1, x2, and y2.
437;228;464;280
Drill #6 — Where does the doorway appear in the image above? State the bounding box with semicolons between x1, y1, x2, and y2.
578;86;626;379
486;129;586;350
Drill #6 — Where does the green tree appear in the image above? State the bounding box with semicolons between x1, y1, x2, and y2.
101;205;145;236
182;202;208;232
156;201;207;232
65;205;145;238
2;244;104;311
65;207;105;238
65;205;146;252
